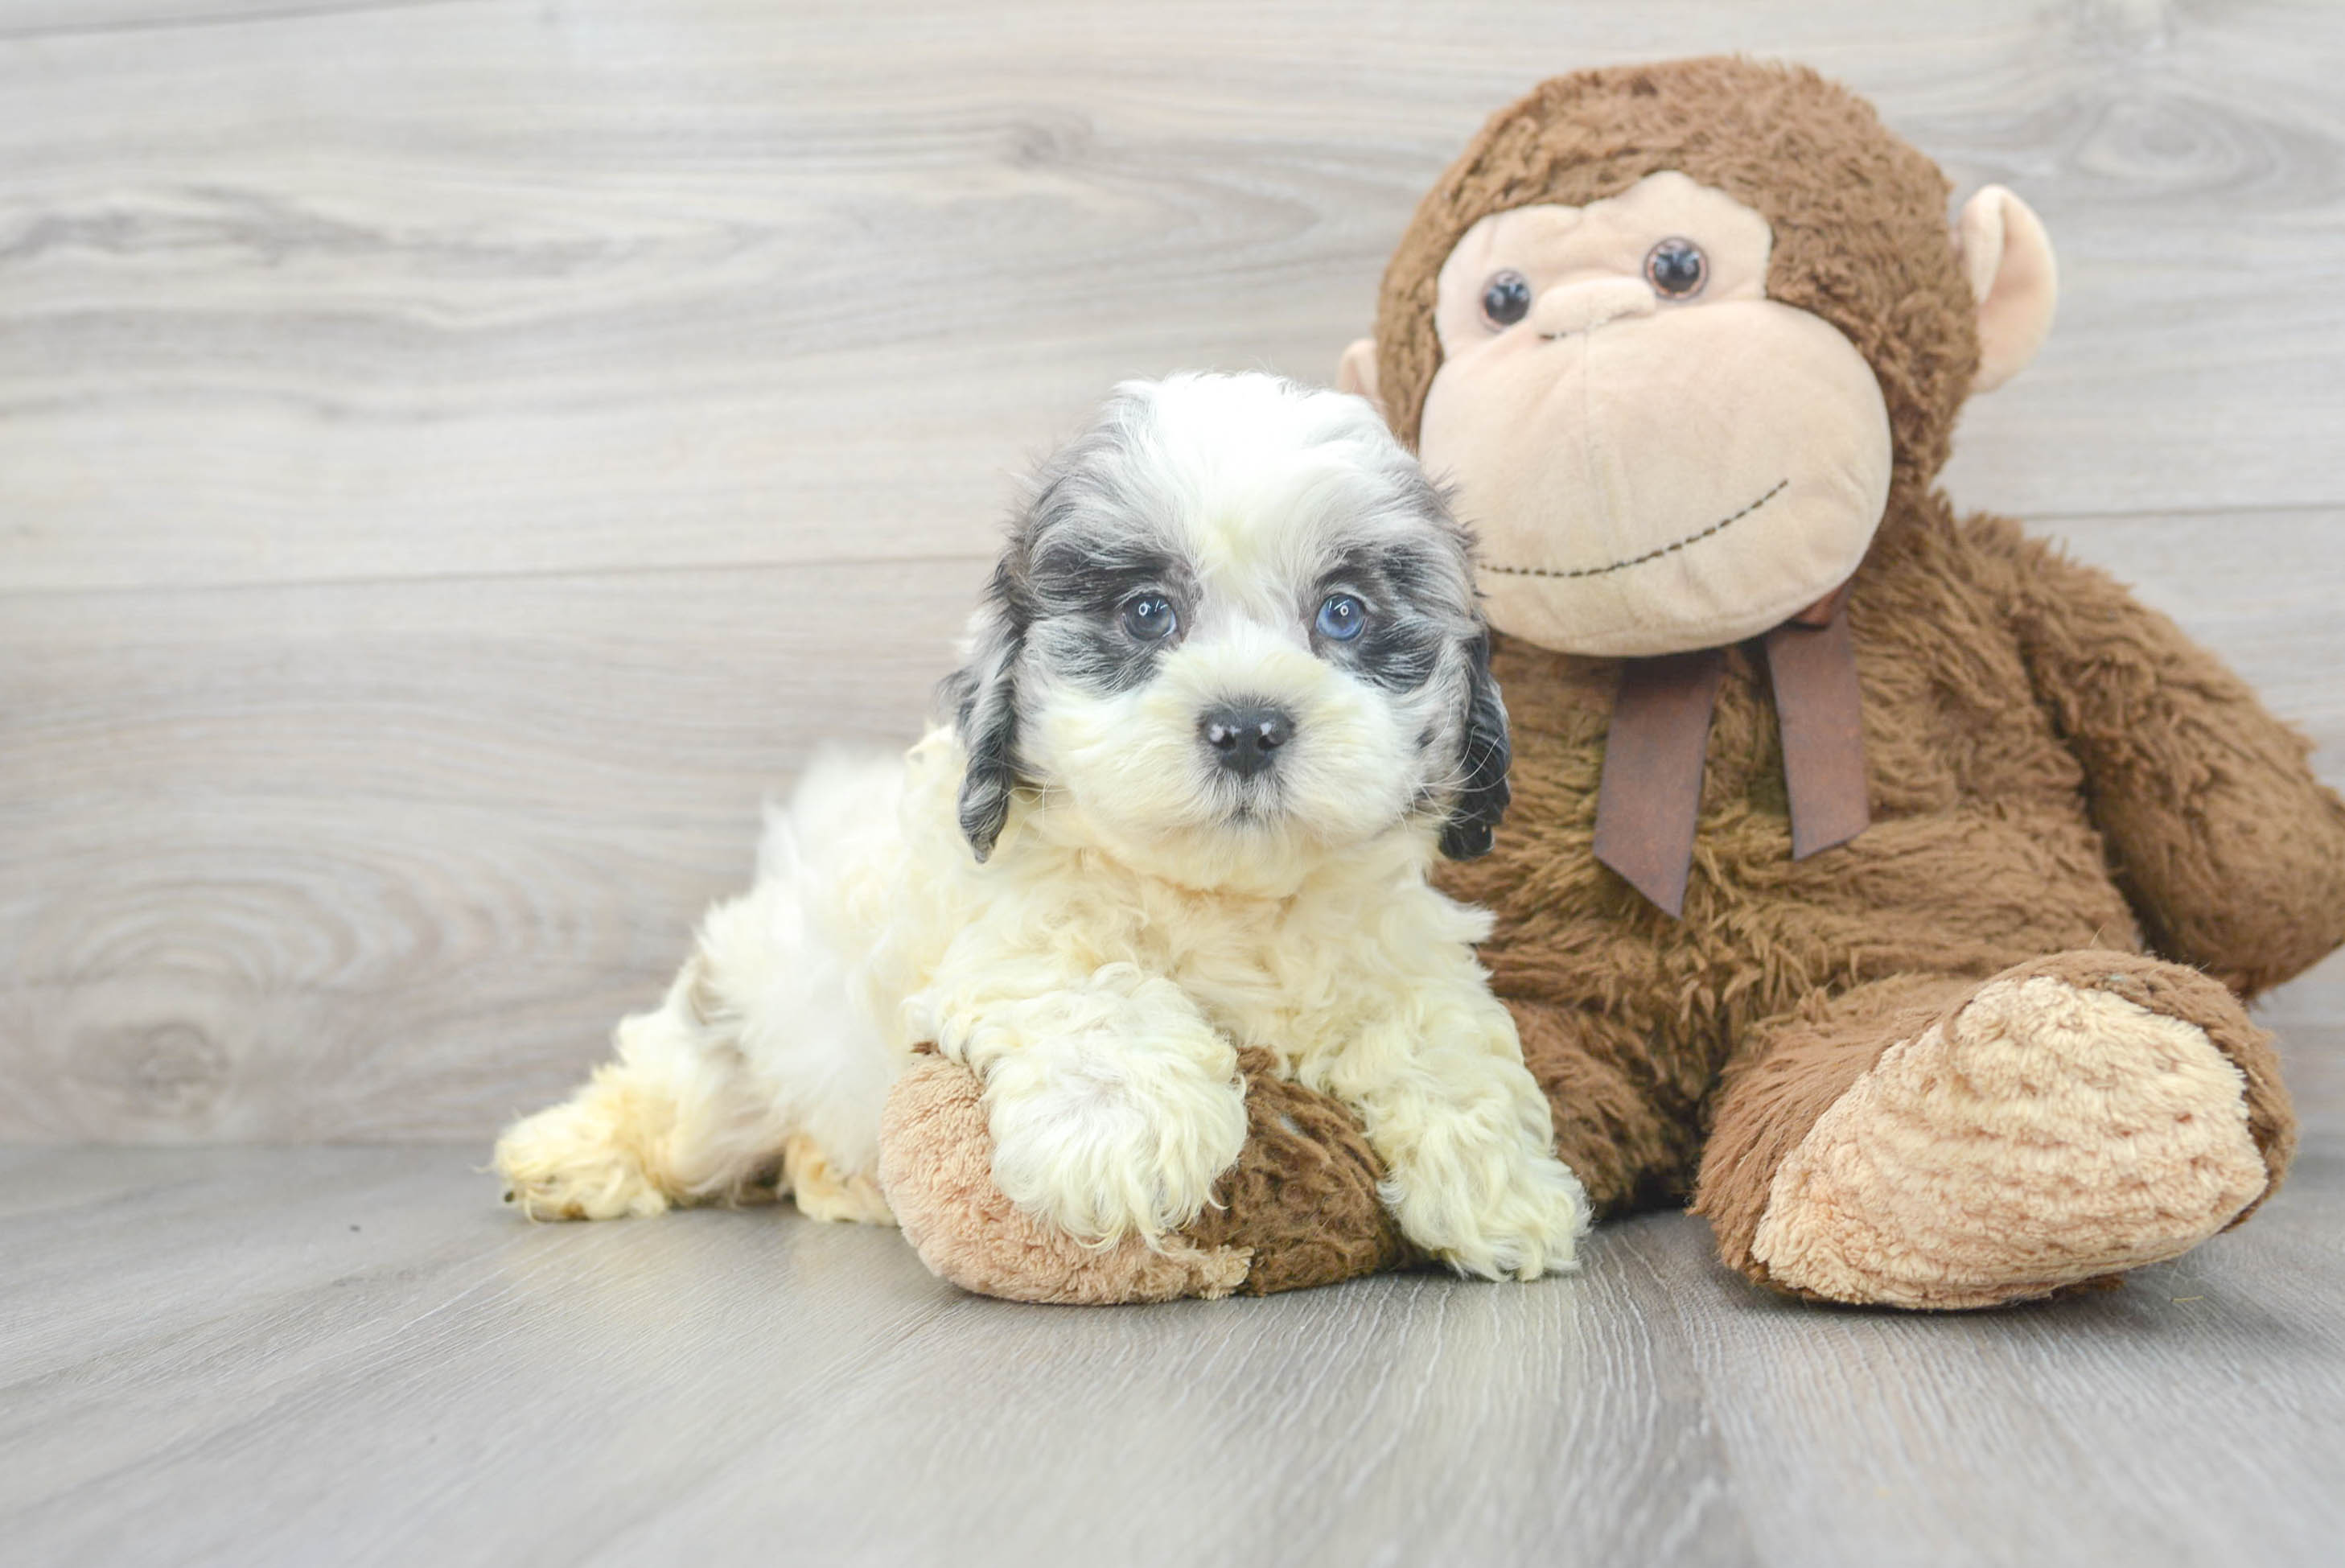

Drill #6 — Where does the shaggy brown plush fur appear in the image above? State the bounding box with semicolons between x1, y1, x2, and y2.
874;57;2345;1307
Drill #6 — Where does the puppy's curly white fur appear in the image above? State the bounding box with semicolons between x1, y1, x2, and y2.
495;372;1590;1280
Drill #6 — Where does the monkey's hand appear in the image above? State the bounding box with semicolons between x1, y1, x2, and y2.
1987;516;2345;995
918;965;1249;1247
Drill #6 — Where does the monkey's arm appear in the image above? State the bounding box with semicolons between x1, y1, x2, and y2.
1976;514;2345;995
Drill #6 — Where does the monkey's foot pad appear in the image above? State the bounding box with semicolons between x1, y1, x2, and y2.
1750;972;2270;1308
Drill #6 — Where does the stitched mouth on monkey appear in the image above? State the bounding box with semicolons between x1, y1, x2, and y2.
1480;477;1791;582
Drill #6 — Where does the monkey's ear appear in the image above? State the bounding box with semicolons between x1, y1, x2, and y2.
1439;631;1512;860
1335;337;1384;416
939;589;1025;862
1956;186;2059;393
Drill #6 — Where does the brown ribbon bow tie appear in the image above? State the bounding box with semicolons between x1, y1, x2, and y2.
1590;586;1869;917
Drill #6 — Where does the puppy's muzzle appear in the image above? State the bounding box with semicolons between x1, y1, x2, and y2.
1199;703;1294;779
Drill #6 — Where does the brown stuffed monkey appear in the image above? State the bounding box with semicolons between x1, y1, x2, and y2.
877;56;2345;1309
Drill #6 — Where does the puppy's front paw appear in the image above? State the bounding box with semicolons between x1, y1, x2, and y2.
1387;1146;1591;1282
982;1037;1249;1246
494;1097;669;1221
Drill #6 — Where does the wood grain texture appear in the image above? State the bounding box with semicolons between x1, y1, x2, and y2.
4;0;2345;1142
0;559;981;1138
0;1142;2338;1566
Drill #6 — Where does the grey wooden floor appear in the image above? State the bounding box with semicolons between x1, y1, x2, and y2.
2;1143;2340;1567
7;1;2345;1563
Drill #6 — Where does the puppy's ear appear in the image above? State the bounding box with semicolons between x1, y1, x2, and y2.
940;570;1026;862
1438;630;1511;860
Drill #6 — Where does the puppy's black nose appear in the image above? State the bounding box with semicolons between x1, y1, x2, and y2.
1200;704;1294;777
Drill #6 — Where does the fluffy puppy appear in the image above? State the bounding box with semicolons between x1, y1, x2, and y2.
494;372;1590;1280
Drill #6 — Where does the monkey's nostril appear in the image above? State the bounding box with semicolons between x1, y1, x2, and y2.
1200;703;1295;777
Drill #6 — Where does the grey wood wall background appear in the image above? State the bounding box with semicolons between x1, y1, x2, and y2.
2;0;2340;1144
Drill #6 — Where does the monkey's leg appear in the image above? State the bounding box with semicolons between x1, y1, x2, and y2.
1693;953;2294;1309
1508;996;1711;1218
878;1049;1413;1303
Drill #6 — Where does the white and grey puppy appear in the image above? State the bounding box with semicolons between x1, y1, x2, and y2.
496;372;1589;1279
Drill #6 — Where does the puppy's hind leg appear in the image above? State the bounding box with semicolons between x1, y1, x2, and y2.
780;1134;894;1224
497;747;911;1224
496;933;786;1221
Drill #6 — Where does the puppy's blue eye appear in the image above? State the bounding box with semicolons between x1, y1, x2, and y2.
1315;593;1367;642
1121;594;1179;641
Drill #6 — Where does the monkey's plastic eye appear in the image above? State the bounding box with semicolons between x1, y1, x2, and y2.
1121;594;1179;641
1480;270;1532;328
1314;593;1367;642
1645;237;1706;298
